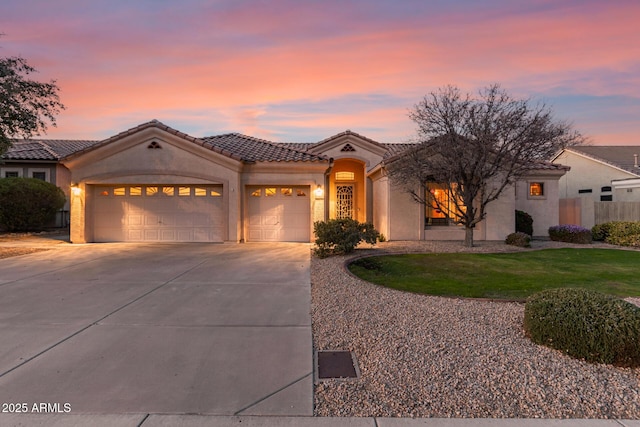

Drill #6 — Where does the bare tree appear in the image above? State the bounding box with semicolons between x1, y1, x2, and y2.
386;84;584;247
0;55;64;156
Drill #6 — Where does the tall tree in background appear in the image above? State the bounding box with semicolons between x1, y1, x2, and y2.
0;55;64;156
387;84;584;247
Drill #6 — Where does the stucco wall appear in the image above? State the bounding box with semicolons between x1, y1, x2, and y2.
555;151;636;201
64;129;244;243
516;176;562;236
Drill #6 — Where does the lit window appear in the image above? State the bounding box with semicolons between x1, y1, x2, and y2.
130;186;142;196
265;187;276;197
146;186;158;196
529;182;544;197
210;189;221;197
114;187;126;196
281;188;292;196
335;171;355;181
296;189;306;197
162;186;175;196
425;183;465;226
100;189;110;196
251;189;261;197
178;187;191;196
194;187;207;197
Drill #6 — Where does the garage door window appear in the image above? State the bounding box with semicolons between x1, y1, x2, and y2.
162;187;174;196
282;188;292;196
210;189;221;197
265;187;276;197
178;187;190;196
114;187;126;196
130;186;142;196
146;186;158;196
297;189;306;197
251;189;261;197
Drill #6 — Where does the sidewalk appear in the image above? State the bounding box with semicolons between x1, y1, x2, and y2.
0;414;638;426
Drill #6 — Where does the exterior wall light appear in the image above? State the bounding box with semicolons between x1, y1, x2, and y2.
71;185;82;196
314;185;324;198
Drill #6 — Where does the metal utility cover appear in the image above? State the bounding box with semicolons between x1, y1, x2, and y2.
316;350;359;380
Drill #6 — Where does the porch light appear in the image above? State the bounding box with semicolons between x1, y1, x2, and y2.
314;185;324;198
71;184;82;196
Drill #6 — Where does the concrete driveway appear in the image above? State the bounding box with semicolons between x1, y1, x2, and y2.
0;242;313;416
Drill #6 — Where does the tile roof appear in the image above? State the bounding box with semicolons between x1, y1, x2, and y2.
3;139;100;160
202;133;328;163
566;146;640;175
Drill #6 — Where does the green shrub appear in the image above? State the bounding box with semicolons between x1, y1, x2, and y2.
524;288;640;367
0;178;66;231
350;256;383;271
591;222;615;241
313;218;380;258
515;210;533;235
548;224;592;244
604;221;640;248
505;231;531;247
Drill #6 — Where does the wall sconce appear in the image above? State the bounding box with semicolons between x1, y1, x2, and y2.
71;184;82;196
314;184;324;198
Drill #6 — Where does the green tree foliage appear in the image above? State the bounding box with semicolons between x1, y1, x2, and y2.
1;55;65;156
0;177;66;231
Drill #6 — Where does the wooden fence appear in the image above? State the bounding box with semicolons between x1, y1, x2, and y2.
560;198;640;229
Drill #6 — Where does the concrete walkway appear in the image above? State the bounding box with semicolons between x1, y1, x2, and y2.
0;242;313;417
0;414;638;426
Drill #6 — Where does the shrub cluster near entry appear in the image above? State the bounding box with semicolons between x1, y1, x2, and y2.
313;218;380;258
524;288;640;367
0;178;66;231
548;224;592;244
592;221;640;248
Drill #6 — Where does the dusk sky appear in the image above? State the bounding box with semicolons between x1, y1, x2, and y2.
2;0;639;145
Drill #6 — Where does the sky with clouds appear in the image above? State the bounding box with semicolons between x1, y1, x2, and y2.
2;0;639;144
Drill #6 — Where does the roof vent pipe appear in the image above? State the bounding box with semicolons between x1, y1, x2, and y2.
635;154;639;168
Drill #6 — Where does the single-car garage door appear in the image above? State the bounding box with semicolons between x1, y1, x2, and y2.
93;185;224;242
247;185;310;242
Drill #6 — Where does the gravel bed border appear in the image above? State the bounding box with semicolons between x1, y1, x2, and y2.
311;241;640;418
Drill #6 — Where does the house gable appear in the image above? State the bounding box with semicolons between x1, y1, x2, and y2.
309;130;387;168
62;120;243;184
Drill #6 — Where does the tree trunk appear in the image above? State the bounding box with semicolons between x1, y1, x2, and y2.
464;226;474;247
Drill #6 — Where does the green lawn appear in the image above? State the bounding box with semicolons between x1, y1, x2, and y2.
348;248;640;300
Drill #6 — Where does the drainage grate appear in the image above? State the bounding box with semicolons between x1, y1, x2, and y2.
315;350;359;381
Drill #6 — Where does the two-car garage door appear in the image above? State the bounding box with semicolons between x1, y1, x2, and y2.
93;185;224;242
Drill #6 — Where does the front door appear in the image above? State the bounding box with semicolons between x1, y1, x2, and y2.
336;184;354;219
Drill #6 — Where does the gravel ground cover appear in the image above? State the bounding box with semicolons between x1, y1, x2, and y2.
311;240;640;418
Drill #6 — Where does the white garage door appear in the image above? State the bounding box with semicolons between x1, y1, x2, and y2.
247;186;310;242
93;185;224;242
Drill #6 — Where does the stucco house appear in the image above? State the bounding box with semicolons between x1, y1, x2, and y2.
552;146;640;202
2;120;568;242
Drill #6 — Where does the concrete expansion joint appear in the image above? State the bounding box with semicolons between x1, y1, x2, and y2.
233;372;313;416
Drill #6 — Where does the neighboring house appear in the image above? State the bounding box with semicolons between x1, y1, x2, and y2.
552;146;640;202
2;120;568;242
1;139;99;226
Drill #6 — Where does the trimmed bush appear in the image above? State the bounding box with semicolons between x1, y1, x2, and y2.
0;178;66;231
505;231;531;247
313;218;380;258
604;221;640;248
548;224;592;244
524;288;640;366
515;210;533;236
591;222;615;241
